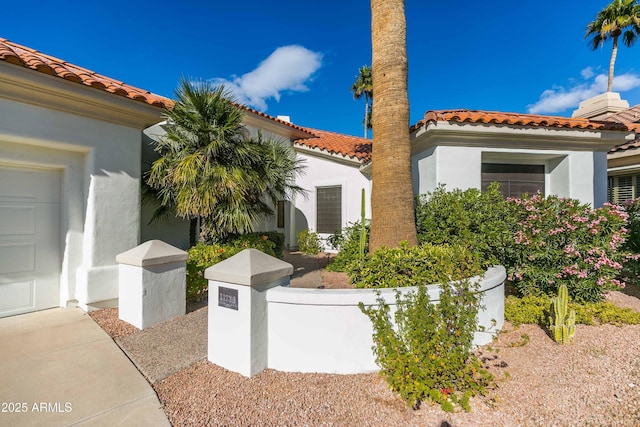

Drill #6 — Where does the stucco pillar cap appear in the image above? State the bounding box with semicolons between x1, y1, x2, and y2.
204;249;293;287
116;240;188;267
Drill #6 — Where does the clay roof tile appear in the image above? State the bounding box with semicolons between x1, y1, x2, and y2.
294;128;372;162
0;37;172;109
413;109;632;132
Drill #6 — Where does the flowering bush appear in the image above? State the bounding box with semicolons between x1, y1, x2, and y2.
620;198;640;286
506;194;630;303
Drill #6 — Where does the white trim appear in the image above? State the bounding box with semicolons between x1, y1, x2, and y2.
0;62;163;129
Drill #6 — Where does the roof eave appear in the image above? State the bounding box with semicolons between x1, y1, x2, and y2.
0;61;164;129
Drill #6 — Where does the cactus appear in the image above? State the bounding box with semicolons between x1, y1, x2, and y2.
359;188;367;259
549;284;576;344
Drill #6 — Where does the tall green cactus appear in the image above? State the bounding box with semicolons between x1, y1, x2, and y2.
359;188;366;259
549;284;576;344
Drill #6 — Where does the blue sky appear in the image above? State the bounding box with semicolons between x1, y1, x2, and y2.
4;1;640;138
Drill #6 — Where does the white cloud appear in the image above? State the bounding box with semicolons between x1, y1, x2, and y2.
527;68;640;114
213;45;323;111
580;66;595;79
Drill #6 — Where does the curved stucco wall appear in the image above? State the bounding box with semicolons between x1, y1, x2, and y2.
266;266;505;374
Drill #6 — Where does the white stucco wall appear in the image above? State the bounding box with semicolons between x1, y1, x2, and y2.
412;137;616;207
292;150;371;251
265;266;505;374
0;63;163;311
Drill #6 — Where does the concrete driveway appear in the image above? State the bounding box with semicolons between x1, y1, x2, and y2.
0;308;169;426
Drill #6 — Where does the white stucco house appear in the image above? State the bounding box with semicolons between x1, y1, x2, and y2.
409;109;634;207
0;37;172;316
0;37;637;316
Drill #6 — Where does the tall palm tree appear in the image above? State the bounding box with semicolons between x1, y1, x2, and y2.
147;78;305;243
369;0;418;251
351;65;373;139
586;0;640;92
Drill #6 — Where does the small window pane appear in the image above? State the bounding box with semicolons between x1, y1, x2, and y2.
615;175;634;203
317;186;341;234
481;163;544;198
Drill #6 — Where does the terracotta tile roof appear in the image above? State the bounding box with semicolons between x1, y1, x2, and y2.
0;37;172;109
607;104;640;124
237;105;316;138
603;105;640;153
412;109;632;132
610;137;640;153
0;38;317;136
609;124;640;153
295;128;372;162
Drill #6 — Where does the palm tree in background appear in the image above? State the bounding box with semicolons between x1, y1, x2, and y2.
147;78;305;243
351;65;373;138
369;0;418;251
586;0;640;92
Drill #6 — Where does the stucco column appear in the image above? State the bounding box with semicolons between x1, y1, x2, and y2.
116;240;188;329
205;249;293;378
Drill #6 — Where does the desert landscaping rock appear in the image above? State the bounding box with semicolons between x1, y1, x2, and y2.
89;252;640;426
115;307;208;384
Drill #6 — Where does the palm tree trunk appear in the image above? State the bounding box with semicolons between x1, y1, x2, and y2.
608;35;618;92
369;0;418;252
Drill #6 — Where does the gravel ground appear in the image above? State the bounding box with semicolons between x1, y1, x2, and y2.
90;269;640;426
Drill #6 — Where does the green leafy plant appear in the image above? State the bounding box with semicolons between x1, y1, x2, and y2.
415;183;515;267
296;228;323;255
222;231;284;258
504;295;549;326
549;285;576;344
326;221;370;272
186;235;277;301
347;242;482;289
359;280;493;412
505;295;640;326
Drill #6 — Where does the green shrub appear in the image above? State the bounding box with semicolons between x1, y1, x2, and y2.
186;235;278;301
415;183;515;267
359;280;493;411
326;221;370;272
296;229;323;255
347;242;483;289
504;295;549;326
225;232;279;257
186;243;241;301
505;294;640;326
506;194;629;303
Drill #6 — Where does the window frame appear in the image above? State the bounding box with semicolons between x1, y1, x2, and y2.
315;185;343;234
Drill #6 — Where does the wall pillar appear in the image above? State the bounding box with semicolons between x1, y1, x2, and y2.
205;249;292;378
116;240;187;329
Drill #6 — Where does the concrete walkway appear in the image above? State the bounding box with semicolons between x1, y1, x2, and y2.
0;308;169;427
284;251;327;288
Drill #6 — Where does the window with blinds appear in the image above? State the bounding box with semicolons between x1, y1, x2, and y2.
609;174;640;203
481;163;545;198
316;186;342;234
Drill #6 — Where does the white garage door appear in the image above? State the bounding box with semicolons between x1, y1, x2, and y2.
0;165;61;317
